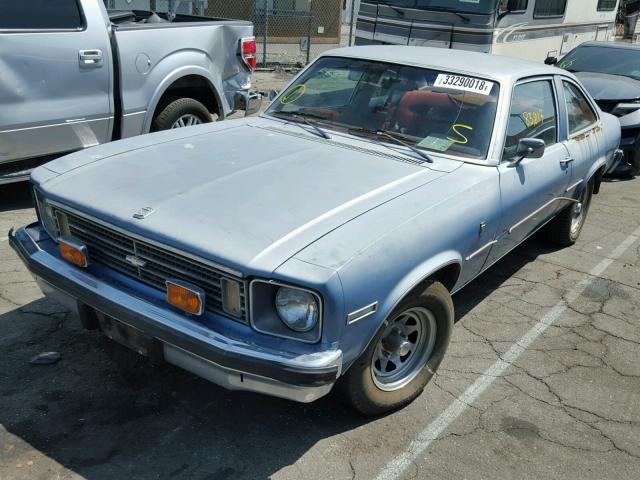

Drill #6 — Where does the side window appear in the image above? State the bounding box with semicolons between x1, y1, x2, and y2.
499;0;529;12
563;82;598;135
0;0;83;30
597;0;617;11
534;0;567;17
503;80;558;160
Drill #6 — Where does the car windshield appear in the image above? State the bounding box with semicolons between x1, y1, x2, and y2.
265;57;501;160
559;46;640;81
365;0;498;15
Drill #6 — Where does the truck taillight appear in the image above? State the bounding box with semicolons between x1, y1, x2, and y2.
240;37;257;70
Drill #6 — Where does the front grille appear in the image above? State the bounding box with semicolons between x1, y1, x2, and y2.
52;207;247;322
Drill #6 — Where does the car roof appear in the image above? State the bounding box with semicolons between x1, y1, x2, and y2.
318;46;564;84
575;41;640;51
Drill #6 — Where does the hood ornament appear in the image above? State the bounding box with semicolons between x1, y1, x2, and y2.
133;207;155;219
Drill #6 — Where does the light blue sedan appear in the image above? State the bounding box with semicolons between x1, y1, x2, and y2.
10;46;622;414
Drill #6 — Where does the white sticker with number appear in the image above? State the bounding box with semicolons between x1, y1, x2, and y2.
433;74;494;96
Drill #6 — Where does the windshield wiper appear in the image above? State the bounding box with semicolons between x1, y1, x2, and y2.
348;126;434;164
270;111;332;139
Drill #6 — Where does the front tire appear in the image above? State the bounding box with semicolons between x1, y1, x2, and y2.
545;180;593;247
152;98;212;132
337;281;454;415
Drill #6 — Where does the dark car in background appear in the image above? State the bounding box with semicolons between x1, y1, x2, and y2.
557;42;640;176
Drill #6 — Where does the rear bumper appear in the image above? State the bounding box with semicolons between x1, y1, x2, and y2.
9;224;341;403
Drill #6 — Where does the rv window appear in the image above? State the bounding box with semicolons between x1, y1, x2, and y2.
499;0;529;12
533;0;567;17
597;0;617;11
0;0;83;30
562;82;597;135
503;80;558;160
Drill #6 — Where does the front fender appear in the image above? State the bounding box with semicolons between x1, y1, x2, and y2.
338;251;462;372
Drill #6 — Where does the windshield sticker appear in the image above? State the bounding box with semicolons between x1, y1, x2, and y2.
433;74;494;96
447;124;474;145
280;84;307;104
418;136;454;152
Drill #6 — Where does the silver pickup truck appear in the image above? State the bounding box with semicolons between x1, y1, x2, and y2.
0;0;260;184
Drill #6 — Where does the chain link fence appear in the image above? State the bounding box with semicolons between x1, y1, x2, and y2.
104;0;359;67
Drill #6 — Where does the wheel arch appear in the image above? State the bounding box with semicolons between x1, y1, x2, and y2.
143;67;225;133
340;252;462;372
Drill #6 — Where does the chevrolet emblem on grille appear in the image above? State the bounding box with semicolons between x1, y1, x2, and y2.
133;207;155;219
125;255;147;268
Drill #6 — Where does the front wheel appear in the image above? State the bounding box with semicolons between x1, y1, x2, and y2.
337;281;454;415
545;180;593;247
152;98;212;132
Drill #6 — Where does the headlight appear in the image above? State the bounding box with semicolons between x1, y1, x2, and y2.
33;188;59;240
250;280;323;343
275;287;319;332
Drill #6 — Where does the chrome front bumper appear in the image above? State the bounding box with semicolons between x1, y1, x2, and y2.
10;224;342;403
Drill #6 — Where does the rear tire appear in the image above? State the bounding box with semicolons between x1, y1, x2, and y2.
545;180;593;247
337;281;454;415
152;98;211;132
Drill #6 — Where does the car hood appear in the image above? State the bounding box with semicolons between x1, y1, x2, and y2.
38;120;453;274
575;71;640;101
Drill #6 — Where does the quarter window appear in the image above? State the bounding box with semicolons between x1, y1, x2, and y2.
597;0;617;11
0;0;83;30
534;0;567;17
504;80;558;160
563;82;598;135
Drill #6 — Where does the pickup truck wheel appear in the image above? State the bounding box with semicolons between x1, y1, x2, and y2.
337;281;454;415
152;98;212;131
546;180;593;247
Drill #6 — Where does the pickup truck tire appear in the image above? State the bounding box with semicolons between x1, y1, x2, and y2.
337;281;454;415
545;180;593;247
152;98;212;131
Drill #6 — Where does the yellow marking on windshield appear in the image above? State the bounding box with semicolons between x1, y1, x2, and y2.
280;84;307;104
447;124;473;145
522;110;544;128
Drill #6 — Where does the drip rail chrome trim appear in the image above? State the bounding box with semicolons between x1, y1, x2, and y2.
347;301;378;324
465;240;498;261
509;197;579;235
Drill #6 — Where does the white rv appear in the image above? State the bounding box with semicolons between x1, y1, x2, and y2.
354;0;620;62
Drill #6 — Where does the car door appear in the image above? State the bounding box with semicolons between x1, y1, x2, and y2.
485;77;572;266
560;79;601;192
0;0;112;165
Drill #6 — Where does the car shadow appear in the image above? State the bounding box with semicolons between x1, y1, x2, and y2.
454;234;560;321
0;236;561;480
0;181;33;213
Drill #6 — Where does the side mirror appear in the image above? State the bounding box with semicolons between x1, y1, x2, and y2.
511;138;546;165
545;56;558;65
268;90;279;101
244;92;262;117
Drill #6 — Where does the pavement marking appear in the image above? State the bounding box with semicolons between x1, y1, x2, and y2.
0;236;8;242
376;226;640;480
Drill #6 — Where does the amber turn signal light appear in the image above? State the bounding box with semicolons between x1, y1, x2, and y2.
166;280;205;316
59;238;89;268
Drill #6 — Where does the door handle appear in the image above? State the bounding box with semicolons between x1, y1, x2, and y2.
560;157;574;166
79;49;103;67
